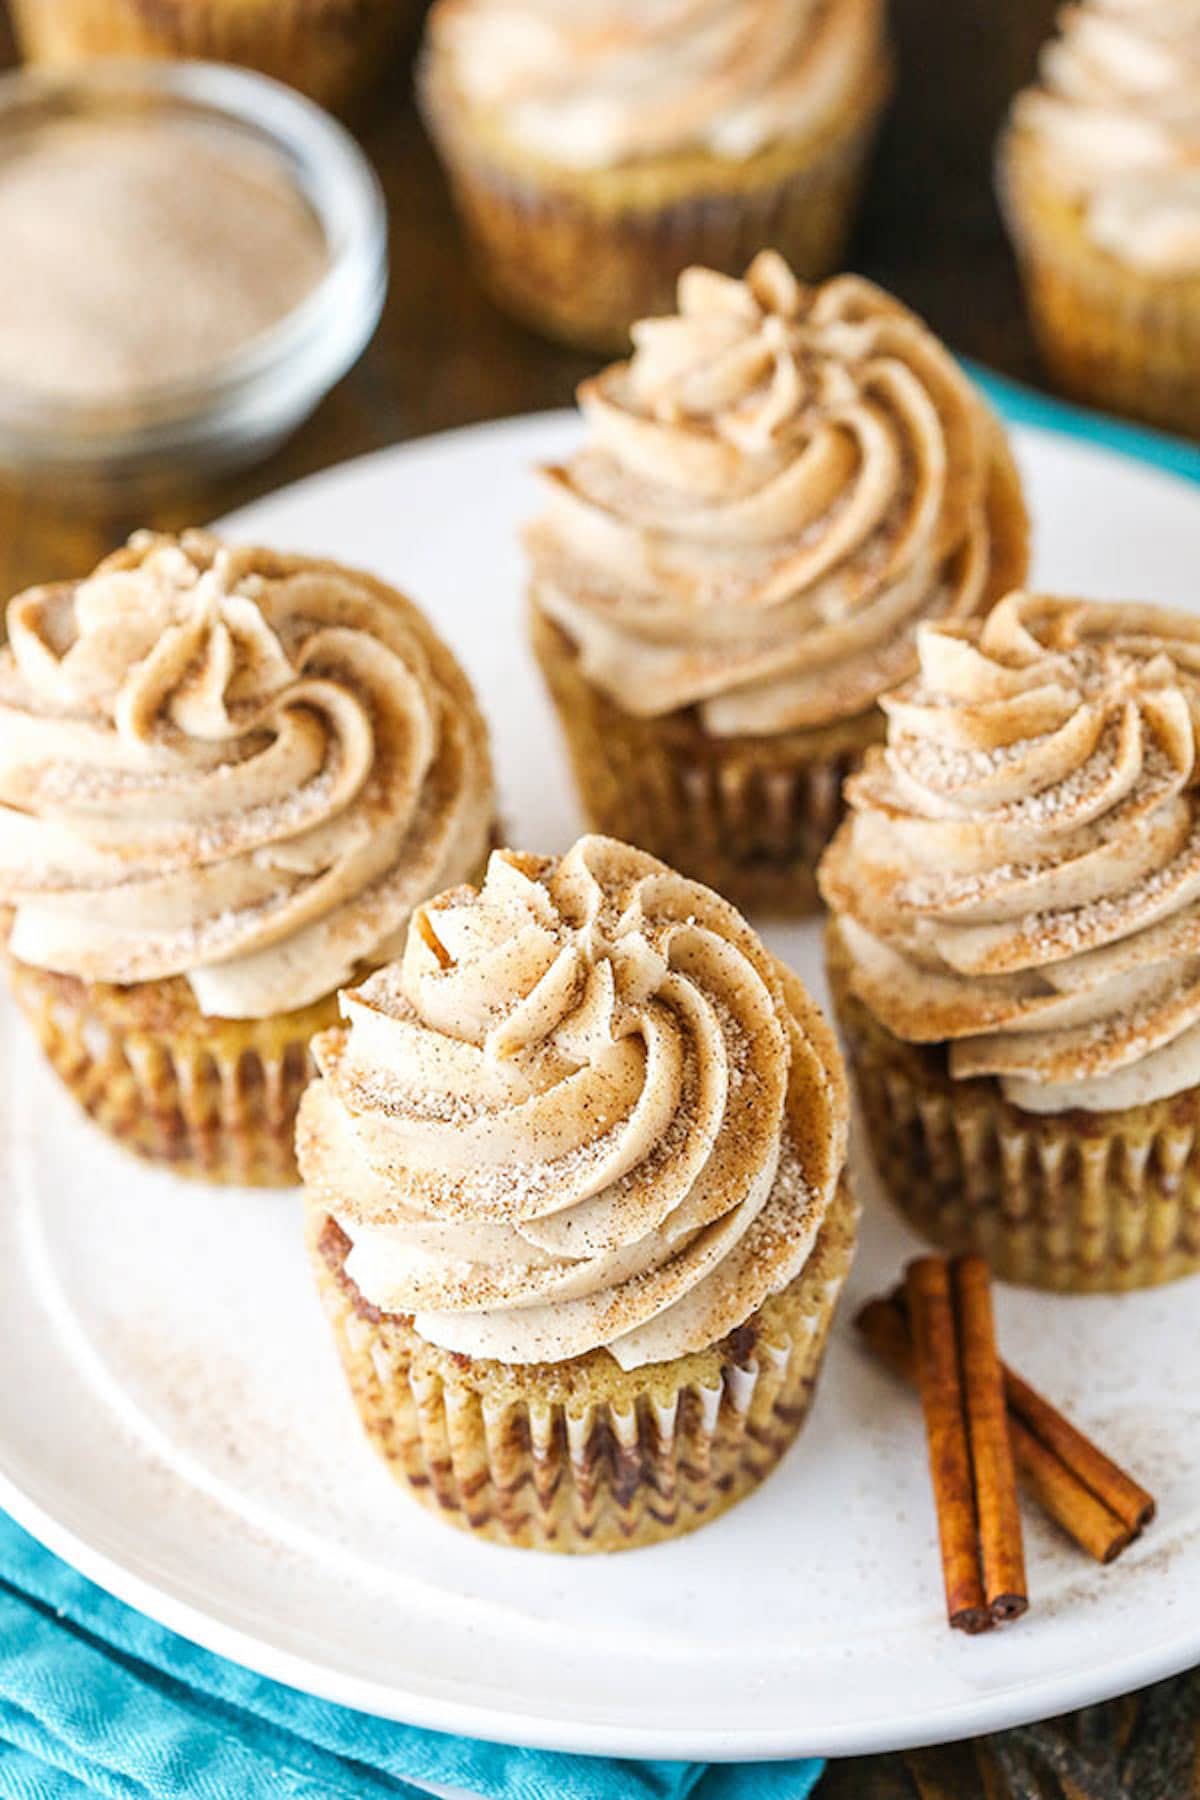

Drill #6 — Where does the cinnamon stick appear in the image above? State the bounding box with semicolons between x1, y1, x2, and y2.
856;1294;915;1378
855;1293;1146;1565
905;1258;991;1633
1010;1419;1134;1566
953;1256;1028;1623
1004;1367;1155;1537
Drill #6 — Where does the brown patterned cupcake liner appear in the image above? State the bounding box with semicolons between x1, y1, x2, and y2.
531;607;883;917
827;922;1200;1293
307;1175;858;1552
420;61;892;354
9;0;416;112
5;952;338;1186
999;133;1200;441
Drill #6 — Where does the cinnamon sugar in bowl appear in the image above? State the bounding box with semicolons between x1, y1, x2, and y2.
0;60;386;495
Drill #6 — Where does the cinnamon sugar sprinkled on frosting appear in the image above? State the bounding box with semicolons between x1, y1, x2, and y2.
296;835;848;1369
820;590;1200;1113
527;252;1025;739
0;531;494;1020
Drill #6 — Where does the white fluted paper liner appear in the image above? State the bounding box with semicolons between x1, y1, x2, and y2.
307;1179;858;1553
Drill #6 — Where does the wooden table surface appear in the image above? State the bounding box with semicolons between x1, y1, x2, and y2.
1;3;1196;1793
0;0;1064;595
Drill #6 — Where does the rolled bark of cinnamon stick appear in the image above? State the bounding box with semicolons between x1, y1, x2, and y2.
905;1258;992;1634
1010;1417;1135;1565
953;1256;1028;1623
1003;1368;1155;1537
855;1294;1143;1565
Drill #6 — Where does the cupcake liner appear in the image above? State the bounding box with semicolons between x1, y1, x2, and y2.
531;607;883;917
9;0;416;111
999;132;1200;441
420;60;892;354
5;953;338;1186
827;922;1200;1293
307;1176;858;1552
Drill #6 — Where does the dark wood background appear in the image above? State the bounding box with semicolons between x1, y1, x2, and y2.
4;4;1197;1793
0;0;1062;598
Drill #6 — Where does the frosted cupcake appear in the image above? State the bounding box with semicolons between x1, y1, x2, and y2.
0;531;494;1185
999;0;1200;438
9;0;415;112
419;0;892;351
820;590;1200;1292
298;834;854;1551
527;252;1030;915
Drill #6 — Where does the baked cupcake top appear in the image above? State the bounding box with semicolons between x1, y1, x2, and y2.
527;252;1026;738
0;531;493;1019
297;834;848;1370
424;0;887;169
820;591;1200;1113
1008;0;1200;275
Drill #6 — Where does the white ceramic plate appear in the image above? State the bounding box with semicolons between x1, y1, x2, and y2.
3;413;1200;1765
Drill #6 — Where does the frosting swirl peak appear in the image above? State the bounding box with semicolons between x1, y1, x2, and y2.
529;253;1026;736
0;532;494;1019
297;835;847;1369
426;0;887;168
820;592;1200;1112
1010;0;1200;274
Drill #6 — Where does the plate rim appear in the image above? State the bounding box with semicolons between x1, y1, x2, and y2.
216;402;1200;551
6;1463;1200;1763
4;409;1200;1764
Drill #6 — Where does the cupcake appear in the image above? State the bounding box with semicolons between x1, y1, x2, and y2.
0;530;494;1186
419;0;892;351
8;0;415;113
998;0;1200;439
298;834;854;1551
820;589;1200;1293
527;252;1030;916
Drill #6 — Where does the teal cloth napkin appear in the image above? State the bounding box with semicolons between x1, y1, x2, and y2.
0;1511;823;1800
966;361;1200;485
2;371;1196;1800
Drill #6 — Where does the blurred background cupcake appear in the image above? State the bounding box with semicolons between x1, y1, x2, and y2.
8;0;423;111
999;0;1200;440
418;0;893;352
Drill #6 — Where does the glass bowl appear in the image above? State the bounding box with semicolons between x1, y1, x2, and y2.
0;59;388;497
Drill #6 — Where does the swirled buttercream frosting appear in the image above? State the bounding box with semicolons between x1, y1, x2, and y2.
820;591;1200;1113
0;532;494;1019
297;835;848;1369
426;0;887;168
527;253;1024;738
1011;0;1200;274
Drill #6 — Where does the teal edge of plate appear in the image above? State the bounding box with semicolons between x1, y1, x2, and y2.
964;359;1200;486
